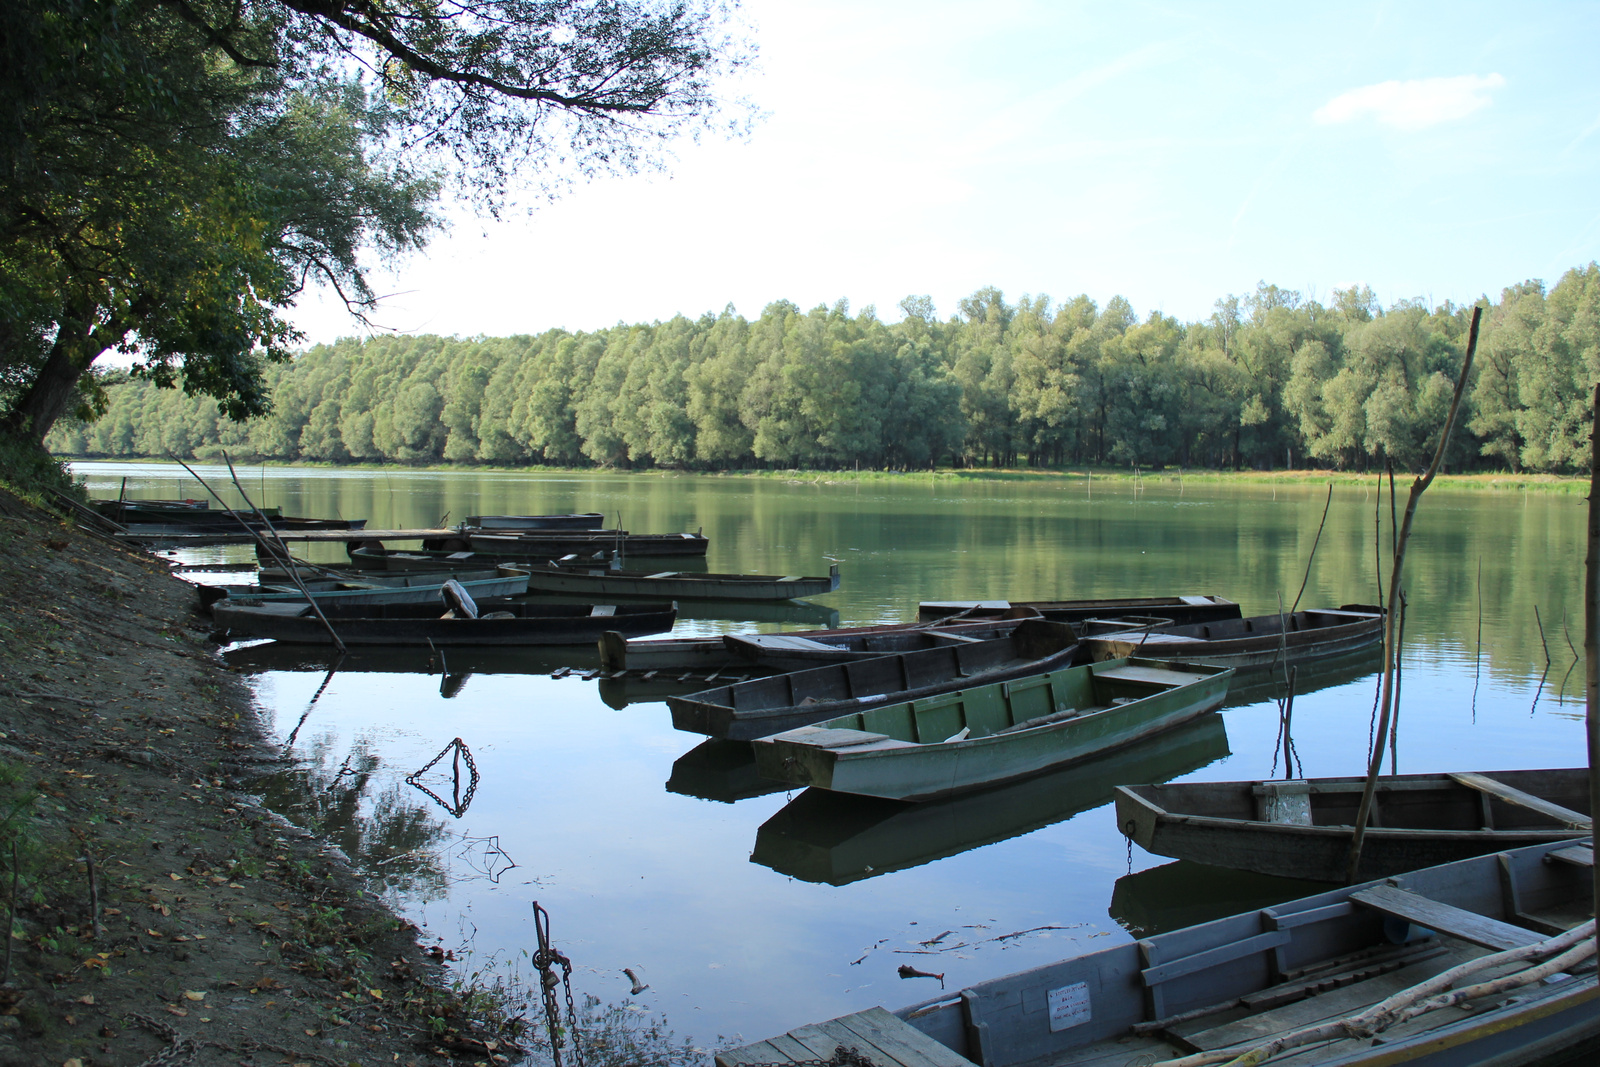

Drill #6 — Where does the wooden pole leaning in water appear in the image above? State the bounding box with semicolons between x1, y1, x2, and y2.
1586;382;1600;922
221;453;348;655
1345;305;1481;884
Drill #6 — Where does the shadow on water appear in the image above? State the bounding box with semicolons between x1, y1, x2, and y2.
751;714;1232;886
666;739;790;804
1110;860;1332;938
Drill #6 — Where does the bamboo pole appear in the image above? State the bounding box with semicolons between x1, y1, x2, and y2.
221;453;347;654
1586;382;1600;921
172;456;346;653
1345;305;1481;884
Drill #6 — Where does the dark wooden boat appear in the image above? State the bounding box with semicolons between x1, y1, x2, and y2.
597;615;1027;674
751;658;1233;801
347;545;617;572
1116;768;1592;883
666;619;1084;741
751;713;1230;885
194;567;530;610
917;593;1241;624
519;560;839;602
1082;606;1384;670
421;530;709;558
211;598;676;646
721;840;1599;1067
461;513;606;531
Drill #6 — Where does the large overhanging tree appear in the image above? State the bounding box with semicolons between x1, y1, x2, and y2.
0;0;751;444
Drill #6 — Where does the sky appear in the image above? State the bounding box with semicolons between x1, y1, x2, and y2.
286;0;1600;344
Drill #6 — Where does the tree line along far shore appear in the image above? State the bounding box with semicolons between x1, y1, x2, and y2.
49;266;1600;475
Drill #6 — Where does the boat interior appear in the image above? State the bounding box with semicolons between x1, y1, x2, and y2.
721;843;1597;1067
800;660;1223;746
1131;770;1593;833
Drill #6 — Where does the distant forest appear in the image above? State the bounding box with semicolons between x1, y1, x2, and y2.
49;264;1600;474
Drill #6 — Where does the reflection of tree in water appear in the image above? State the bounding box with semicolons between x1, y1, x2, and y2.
253;735;452;903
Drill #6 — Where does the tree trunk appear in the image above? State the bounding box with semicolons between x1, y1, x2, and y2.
1;295;135;444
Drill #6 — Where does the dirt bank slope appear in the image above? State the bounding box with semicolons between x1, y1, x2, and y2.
0;489;517;1066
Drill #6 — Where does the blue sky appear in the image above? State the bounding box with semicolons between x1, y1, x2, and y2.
287;0;1600;343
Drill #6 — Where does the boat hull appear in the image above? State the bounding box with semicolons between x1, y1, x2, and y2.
917;593;1241;624
752;658;1234;800
462;513;606;530
1082;607;1383;669
199;569;529;610
1116;768;1592;882
667;619;1084;741
212;600;676;646
519;562;839;602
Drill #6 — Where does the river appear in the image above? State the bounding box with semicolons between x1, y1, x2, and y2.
72;461;1588;1054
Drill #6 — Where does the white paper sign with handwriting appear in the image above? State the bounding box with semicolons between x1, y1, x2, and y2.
1047;982;1091;1032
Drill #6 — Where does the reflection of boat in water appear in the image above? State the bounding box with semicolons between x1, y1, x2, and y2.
1109;859;1333;937
1221;644;1382;706
665;739;789;804
750;714;1230;885
222;642;602;676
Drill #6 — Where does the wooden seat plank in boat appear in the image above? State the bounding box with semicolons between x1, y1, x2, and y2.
1548;844;1594;867
1093;664;1205;686
1449;772;1592;829
715;1007;972;1067
1348;885;1543;950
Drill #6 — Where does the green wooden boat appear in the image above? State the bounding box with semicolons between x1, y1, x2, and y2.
750;657;1233;801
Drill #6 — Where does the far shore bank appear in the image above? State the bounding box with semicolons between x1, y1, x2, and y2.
63;457;1588;495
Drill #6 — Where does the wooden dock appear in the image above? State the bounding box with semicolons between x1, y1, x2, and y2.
717;1007;972;1067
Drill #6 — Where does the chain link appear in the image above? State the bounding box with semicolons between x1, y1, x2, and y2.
533;900;586;1067
407;737;480;817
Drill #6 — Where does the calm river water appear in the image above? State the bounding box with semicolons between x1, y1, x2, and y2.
73;461;1588;1053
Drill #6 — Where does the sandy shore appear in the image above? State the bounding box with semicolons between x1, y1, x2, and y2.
0;488;522;1065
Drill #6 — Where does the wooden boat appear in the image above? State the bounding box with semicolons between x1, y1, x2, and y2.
666;619;1085;741
420;530;709;558
751;713;1230;885
518;560;839;602
194;567;530;610
211;598;676;646
461;513;606;531
1115;768;1592;883
347;545;619;572
917;593;1241;624
750;658;1232;801
1081;606;1383;670
720;840;1598;1067
596;616;1031;674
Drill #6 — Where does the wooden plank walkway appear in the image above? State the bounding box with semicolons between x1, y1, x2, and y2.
717;1007;973;1067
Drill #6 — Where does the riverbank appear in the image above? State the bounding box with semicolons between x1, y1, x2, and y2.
0;487;523;1065
60;456;1590;494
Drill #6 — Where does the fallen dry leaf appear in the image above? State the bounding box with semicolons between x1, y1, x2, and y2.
183;990;205;1001
168;873;183;881
165;1006;188;1017
76;995;94;1005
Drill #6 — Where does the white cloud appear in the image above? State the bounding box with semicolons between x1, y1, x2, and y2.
1313;74;1506;130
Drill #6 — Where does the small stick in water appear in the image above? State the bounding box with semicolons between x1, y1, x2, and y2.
898;965;945;988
